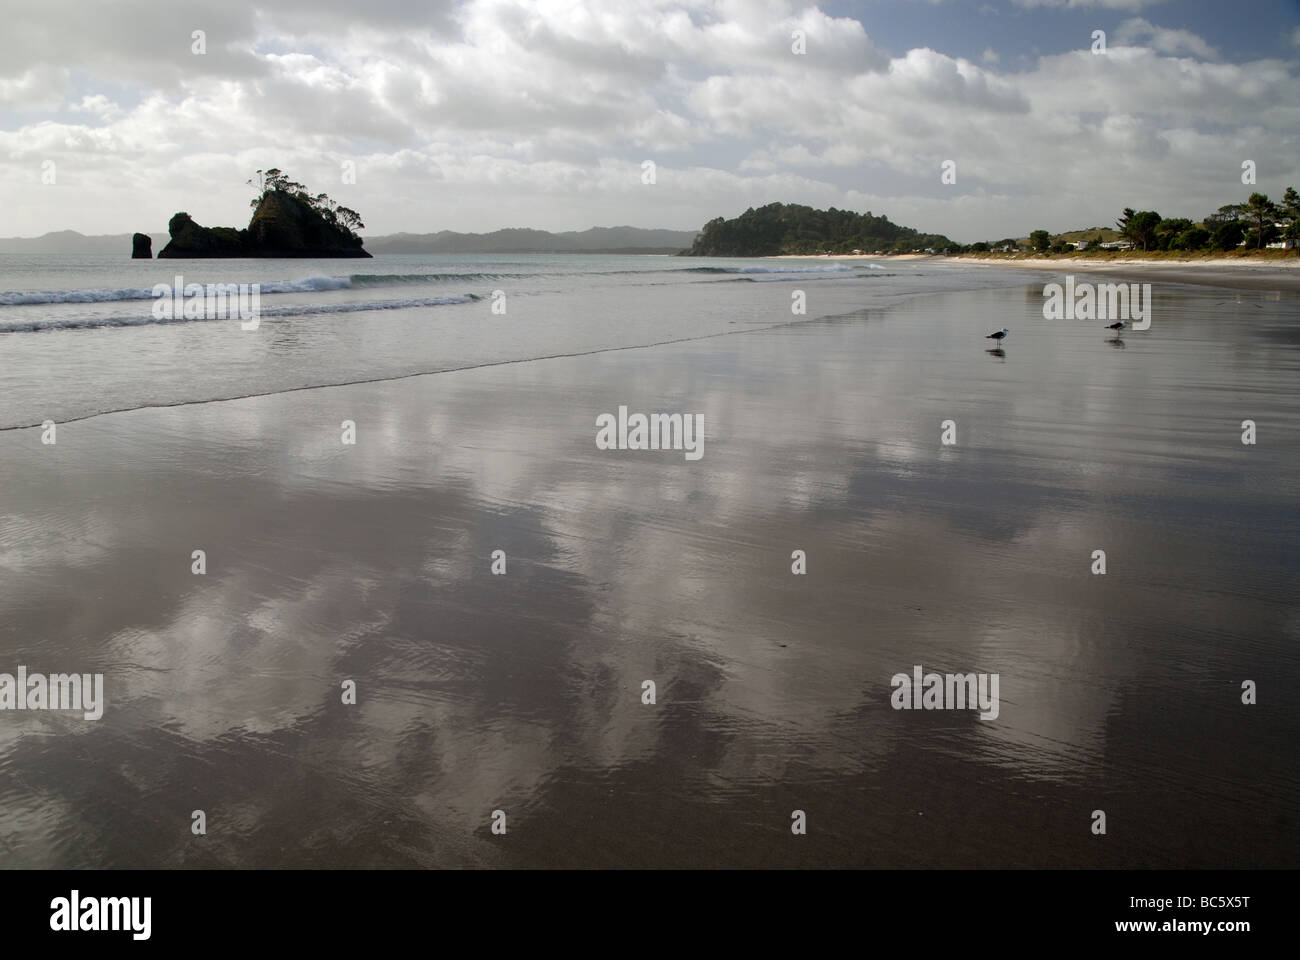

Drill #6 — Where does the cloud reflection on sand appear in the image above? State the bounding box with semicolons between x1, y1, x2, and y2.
0;283;1296;866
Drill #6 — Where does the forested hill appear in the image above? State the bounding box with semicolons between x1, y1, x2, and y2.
682;203;953;256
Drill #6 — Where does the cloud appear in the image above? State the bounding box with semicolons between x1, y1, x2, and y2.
0;66;67;111
0;2;268;89
0;0;1295;241
1114;17;1218;59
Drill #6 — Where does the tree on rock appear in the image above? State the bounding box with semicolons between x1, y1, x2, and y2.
245;169;363;240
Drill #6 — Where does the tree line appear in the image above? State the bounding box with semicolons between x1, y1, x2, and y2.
1010;188;1299;256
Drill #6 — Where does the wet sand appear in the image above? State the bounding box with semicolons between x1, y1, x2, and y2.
1;281;1297;867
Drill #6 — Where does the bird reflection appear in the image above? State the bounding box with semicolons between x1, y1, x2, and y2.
1105;337;1126;349
986;347;1006;359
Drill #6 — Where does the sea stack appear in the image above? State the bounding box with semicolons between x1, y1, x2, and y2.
158;189;371;259
131;233;153;259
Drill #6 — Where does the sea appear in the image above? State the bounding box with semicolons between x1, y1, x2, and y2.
1;253;1038;430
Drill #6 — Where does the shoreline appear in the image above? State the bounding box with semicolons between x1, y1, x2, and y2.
761;252;1300;292
0;259;1051;432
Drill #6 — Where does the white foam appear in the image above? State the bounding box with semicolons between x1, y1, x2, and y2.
730;263;854;274
0;275;352;306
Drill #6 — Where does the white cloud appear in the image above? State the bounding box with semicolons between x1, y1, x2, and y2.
0;0;1295;242
1114;17;1218;59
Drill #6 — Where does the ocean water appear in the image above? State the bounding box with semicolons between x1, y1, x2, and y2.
0;253;1297;867
0;253;1037;429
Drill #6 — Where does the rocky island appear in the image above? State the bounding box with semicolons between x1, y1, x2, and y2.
148;169;371;259
681;202;953;257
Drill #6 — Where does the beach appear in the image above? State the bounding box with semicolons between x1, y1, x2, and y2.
2;264;1296;867
766;253;1300;293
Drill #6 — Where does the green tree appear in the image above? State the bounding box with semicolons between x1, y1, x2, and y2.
1029;229;1051;252
1118;209;1162;251
1281;186;1299;221
1155;218;1193;250
1279;188;1299;255
1244;222;1279;249
335;206;366;233
1204;203;1243;230
1176;226;1210;251
1211;220;1245;251
247;168;280;206
1244;193;1278;250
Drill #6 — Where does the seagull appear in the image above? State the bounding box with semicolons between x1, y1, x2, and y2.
1105;321;1126;332
986;327;1008;342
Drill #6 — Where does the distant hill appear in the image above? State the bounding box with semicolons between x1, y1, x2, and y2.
683;203;953;256
0;224;698;256
0;230;169;255
365;226;698;255
1048;226;1122;243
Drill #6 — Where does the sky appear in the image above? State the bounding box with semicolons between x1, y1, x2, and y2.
0;0;1297;242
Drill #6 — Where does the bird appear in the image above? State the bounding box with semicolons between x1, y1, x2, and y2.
986;327;1008;342
1105;321;1126;332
